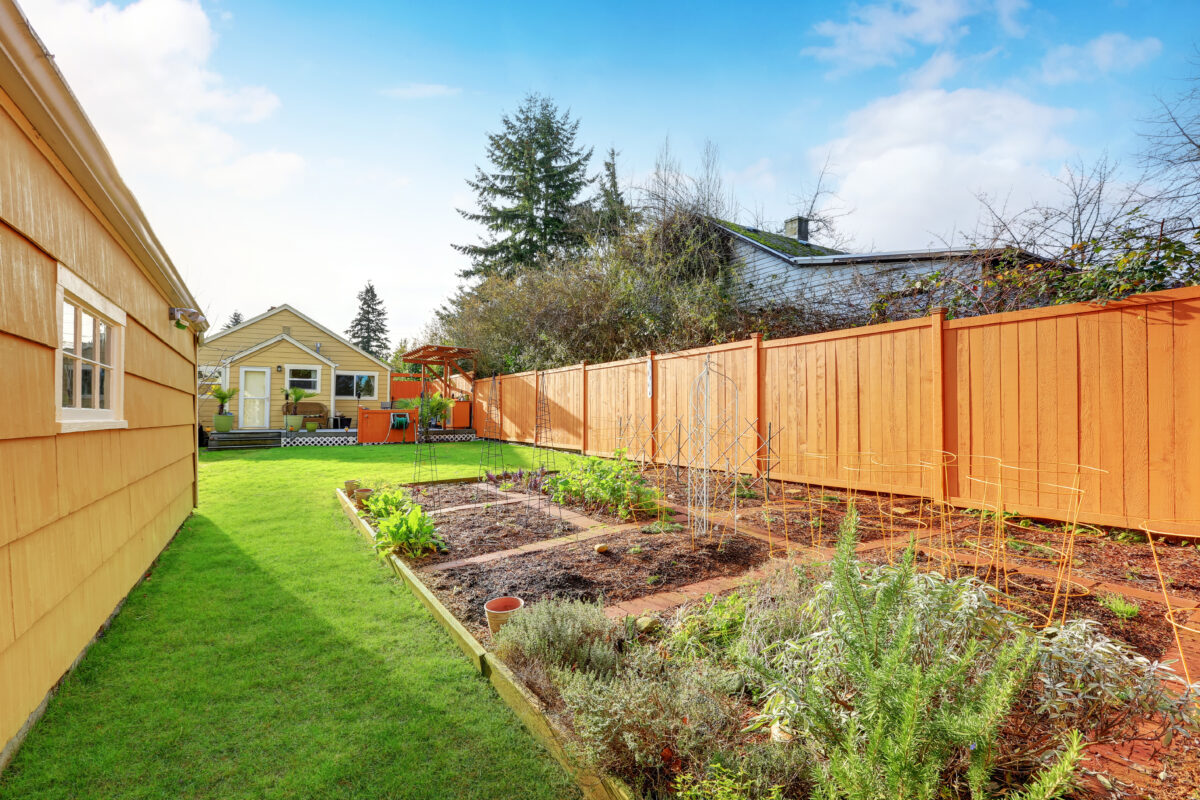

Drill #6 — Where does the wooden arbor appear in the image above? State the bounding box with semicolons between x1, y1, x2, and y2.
399;344;479;404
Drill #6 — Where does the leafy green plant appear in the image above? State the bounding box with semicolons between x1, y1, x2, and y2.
397;393;455;428
208;386;238;415
627;544;643;555
748;507;1083;800
545;450;662;519
670;592;747;661
673;764;783;800
363;487;413;520
373;505;444;559
282;386;318;415
1099;593;1140;620
642;520;684;534
646;575;661;586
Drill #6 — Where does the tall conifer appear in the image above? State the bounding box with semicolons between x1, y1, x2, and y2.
345;282;390;359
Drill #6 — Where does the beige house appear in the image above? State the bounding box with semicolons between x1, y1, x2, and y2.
198;305;392;431
0;0;204;765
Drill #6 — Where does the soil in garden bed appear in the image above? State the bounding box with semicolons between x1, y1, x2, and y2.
419;527;772;635
944;522;1200;600
857;548;1177;660
405;481;498;511
409;503;581;566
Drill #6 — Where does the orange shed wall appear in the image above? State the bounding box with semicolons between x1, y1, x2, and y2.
0;85;198;757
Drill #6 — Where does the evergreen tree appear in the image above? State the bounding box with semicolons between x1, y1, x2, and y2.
579;147;637;239
345;282;390;359
455;93;593;278
222;310;244;330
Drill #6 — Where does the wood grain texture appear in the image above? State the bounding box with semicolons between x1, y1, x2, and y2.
475;285;1200;535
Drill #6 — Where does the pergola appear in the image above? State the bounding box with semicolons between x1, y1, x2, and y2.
398;344;478;400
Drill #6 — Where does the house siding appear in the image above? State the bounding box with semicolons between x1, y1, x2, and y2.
198;308;386;429
733;239;973;309
0;77;199;759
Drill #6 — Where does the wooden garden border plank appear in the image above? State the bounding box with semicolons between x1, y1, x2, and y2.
335;489;634;800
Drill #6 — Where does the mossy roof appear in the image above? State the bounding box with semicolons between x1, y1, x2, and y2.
714;219;847;258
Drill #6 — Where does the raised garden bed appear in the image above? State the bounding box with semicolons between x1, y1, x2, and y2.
420;526;770;637
416;503;580;566
404;480;496;510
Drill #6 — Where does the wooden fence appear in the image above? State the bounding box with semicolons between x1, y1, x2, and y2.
473;285;1200;535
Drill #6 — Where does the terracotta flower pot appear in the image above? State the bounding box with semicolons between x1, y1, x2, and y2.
353;488;374;507
344;480;360;495
484;596;524;636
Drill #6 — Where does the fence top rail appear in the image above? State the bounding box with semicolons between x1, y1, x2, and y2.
944;284;1200;329
586;354;652;370
652;338;755;361
539;364;583;375
761;315;930;350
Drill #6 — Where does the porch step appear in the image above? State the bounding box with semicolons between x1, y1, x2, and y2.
207;431;283;451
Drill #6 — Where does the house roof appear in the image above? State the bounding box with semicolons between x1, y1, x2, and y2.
201;303;392;371
0;1;205;328
224;333;337;368
714;219;847;259
713;219;1044;268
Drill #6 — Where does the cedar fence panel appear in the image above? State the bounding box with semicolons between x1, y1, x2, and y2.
473;285;1200;535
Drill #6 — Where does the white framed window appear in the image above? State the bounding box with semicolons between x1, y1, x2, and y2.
55;264;127;432
198;364;228;394
334;371;378;400
285;364;321;392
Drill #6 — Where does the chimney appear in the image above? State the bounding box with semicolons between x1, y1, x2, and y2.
784;216;810;242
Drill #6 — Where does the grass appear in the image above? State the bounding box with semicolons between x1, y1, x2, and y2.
0;442;584;800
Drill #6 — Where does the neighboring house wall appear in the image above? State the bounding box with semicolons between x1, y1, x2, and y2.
198;308;386;429
734;239;971;309
0;57;200;760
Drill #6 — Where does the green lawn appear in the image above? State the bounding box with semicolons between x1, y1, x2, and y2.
0;443;582;800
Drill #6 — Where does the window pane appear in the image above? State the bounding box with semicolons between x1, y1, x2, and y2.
288;368;317;391
99;367;110;409
80;311;95;360
62;303;76;355
97;320;110;365
80;362;94;408
62;357;76;407
335;374;355;397
357;375;375;397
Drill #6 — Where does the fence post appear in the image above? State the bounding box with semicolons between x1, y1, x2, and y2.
647;351;657;464
580;361;589;456
751;333;764;477
930;308;948;504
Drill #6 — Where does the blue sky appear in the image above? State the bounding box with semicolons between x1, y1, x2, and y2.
19;0;1200;343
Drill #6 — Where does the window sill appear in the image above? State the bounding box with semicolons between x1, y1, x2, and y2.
58;419;129;434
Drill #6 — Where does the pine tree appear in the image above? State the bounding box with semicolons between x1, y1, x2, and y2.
454;93;593;278
345;282;390;359
595;148;635;234
222;310;244;330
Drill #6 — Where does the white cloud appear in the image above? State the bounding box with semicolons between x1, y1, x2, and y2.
994;0;1028;36
905;51;962;88
381;83;462;99
805;0;974;71
1040;33;1162;85
818;88;1075;248
19;0;300;188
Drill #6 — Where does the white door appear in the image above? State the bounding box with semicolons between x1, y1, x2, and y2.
239;367;270;429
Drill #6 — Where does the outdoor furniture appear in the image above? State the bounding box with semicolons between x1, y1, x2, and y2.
292;401;328;428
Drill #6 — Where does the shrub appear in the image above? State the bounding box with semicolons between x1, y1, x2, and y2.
673;763;783;800
373;506;444;559
556;644;742;793
748;507;1083;800
494;598;625;680
545;450;662;519
669;592;747;661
